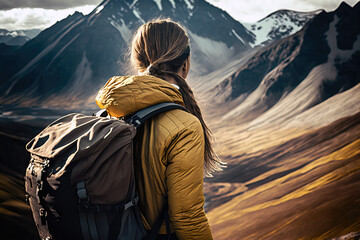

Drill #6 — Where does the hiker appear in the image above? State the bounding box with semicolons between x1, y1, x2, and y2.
95;19;223;239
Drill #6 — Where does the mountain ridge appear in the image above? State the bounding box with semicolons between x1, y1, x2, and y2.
206;2;360;129
0;29;41;46
0;0;256;109
243;9;320;46
0;1;359;239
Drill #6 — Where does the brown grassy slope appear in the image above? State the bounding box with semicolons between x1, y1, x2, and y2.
205;111;360;210
0;121;43;239
206;112;360;239
0;172;38;239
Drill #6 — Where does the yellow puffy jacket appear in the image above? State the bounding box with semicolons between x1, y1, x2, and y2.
95;75;213;239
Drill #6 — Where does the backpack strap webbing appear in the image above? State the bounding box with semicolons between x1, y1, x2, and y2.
77;181;136;240
93;102;188;127
127;102;187;127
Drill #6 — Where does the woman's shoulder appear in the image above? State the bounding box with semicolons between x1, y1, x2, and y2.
156;108;203;136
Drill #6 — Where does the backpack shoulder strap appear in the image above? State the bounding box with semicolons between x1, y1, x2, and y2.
92;109;108;117
93;102;188;127
127;102;188;127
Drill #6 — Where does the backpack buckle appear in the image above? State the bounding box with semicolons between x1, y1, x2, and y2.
39;208;47;225
76;181;89;207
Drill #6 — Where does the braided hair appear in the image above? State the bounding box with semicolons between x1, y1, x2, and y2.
131;19;223;176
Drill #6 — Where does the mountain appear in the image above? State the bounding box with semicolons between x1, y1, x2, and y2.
0;29;29;46
0;0;255;110
0;29;41;46
1;1;359;239
206;111;360;240
200;3;360;239
243;9;320;46
207;1;360;128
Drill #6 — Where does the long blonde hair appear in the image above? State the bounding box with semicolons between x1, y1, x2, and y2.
131;19;223;176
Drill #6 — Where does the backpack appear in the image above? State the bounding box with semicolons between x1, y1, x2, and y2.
25;102;186;240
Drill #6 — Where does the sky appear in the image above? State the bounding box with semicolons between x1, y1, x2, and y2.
0;0;358;30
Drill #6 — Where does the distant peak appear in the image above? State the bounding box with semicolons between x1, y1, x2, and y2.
258;9;320;23
339;1;352;9
73;11;85;17
355;1;360;9
335;1;353;17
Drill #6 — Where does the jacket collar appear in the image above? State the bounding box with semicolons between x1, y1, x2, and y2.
95;75;184;117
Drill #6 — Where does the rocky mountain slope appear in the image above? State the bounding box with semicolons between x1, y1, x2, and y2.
206;111;360;240
243;9;320;46
0;29;41;46
0;0;255;110
206;2;360;129
0;1;359;239
201;3;360;239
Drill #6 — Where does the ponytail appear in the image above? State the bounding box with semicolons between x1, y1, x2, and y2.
131;19;224;177
161;71;223;176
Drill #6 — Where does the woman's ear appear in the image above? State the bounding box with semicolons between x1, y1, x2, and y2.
181;56;191;79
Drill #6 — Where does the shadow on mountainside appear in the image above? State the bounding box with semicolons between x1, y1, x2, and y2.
0;119;45;238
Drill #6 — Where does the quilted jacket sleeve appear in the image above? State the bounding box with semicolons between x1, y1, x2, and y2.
165;116;213;240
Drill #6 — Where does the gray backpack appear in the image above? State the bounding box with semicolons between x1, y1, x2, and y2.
25;102;186;240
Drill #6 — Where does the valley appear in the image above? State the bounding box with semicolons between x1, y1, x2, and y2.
0;0;359;239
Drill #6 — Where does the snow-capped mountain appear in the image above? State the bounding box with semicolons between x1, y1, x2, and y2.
243;9;320;46
0;0;255;109
1;2;360;239
0;29;41;46
207;2;360;128
202;6;360;238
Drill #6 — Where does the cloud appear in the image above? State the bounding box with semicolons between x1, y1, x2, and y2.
0;6;95;30
1;0;359;30
299;0;359;10
0;0;102;10
207;0;360;22
207;0;315;22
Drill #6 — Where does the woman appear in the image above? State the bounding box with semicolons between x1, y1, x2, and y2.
96;19;223;239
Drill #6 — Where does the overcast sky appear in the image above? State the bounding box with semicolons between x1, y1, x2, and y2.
0;0;358;30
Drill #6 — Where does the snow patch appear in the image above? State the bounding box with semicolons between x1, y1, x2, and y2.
184;0;194;10
153;0;162;11
241;16;360;129
109;18;132;43
133;9;145;24
244;11;316;47
94;5;104;14
169;0;176;8
326;15;360;64
231;29;245;44
130;0;139;8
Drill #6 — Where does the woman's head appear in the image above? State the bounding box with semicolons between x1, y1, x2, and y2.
130;19;224;176
131;19;190;77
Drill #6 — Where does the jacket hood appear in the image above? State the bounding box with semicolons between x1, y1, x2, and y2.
95;75;184;117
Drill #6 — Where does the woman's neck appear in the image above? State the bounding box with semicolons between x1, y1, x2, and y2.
161;75;178;85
